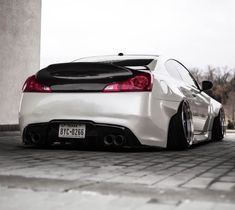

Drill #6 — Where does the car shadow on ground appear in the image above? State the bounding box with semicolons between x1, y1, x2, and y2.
19;139;215;153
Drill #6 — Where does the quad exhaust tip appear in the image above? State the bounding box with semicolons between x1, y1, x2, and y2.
27;132;126;147
29;132;40;144
104;135;115;146
103;134;126;146
114;135;125;146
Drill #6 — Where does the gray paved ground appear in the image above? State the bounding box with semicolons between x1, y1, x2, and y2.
0;131;235;209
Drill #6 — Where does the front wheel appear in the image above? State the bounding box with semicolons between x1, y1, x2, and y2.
167;101;194;150
212;109;225;141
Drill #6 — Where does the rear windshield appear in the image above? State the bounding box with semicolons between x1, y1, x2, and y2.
75;57;156;71
73;59;154;71
105;59;153;71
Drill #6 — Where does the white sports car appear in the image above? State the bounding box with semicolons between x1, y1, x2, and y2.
19;54;226;149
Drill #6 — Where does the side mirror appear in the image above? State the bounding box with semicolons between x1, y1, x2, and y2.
201;80;213;91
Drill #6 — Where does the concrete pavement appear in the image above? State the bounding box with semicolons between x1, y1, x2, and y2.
0;131;235;209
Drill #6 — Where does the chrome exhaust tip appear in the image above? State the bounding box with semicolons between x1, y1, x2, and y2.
114;135;125;146
24;133;33;144
104;135;115;146
30;133;40;144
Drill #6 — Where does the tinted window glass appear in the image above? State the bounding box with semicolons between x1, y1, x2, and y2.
165;60;182;81
174;61;198;88
111;59;153;66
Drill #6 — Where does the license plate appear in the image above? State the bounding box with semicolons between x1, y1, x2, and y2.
58;124;86;139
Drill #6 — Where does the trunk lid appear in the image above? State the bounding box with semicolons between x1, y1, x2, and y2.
36;62;134;92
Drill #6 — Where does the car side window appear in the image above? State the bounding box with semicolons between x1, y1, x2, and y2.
165;60;182;81
173;61;199;88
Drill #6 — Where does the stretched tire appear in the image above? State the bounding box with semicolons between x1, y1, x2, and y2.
212;109;225;141
167;101;194;150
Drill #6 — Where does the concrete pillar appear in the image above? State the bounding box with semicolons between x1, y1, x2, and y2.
0;0;41;126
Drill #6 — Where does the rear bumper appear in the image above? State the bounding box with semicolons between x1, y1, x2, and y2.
19;92;180;148
23;120;141;147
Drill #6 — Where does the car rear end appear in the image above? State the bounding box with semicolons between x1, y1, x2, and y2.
19;57;157;147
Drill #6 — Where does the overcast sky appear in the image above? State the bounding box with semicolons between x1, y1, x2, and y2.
41;0;235;70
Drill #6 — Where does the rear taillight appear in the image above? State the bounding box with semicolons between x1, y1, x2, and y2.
22;75;51;93
103;73;152;92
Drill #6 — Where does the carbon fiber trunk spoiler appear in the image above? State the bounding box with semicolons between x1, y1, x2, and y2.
36;62;134;92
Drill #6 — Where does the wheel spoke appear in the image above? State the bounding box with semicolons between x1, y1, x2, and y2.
181;102;194;145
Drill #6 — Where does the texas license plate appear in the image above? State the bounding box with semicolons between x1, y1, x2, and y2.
58;124;86;138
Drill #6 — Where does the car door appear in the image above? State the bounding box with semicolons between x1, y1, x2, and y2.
165;60;210;134
173;61;211;134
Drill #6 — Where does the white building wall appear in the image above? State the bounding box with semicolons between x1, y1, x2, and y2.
0;0;41;125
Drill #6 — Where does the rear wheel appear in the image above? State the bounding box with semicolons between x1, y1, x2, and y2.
167;101;194;150
212;109;225;141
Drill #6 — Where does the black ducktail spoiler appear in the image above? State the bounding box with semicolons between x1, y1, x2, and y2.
36;62;135;92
